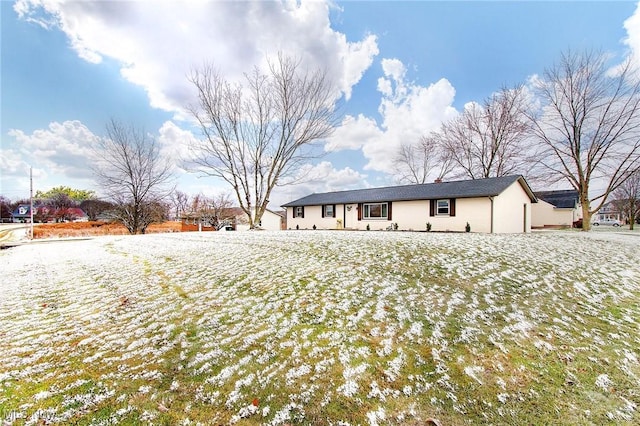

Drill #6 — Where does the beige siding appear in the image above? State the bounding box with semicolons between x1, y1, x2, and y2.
431;197;492;233
531;200;579;228
286;180;534;233
287;205;345;230
288;199;493;232
236;209;282;231
493;181;532;233
259;210;283;231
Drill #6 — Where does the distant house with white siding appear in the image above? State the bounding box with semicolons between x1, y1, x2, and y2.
282;175;537;233
235;209;285;231
181;207;284;231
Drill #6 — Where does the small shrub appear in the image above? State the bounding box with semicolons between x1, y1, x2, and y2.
313;224;317;230
393;222;398;231
426;222;432;232
296;224;299;230
366;224;370;231
465;222;471;232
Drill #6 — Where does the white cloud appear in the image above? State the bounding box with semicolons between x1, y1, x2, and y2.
14;0;379;114
272;161;368;207
327;58;459;173
8;120;100;182
381;58;406;82
623;2;640;70
157;120;200;173
325;114;383;152
0;148;29;177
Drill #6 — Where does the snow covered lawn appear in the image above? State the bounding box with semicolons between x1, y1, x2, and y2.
1;230;639;425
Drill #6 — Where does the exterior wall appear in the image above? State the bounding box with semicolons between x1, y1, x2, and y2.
287;198;493;232
285;181;534;233
259;210;283;231
493;181;532;233
431;197;492;233
531;200;578;228
287;205;345;230
235;209;282;231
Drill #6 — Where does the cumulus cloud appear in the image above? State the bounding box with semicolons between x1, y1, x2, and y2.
0;148;29;177
157;120;200;173
272;161;368;207
623;2;640;68
3;120;196;196
327;58;459;173
325;114;383;152
8;120;100;182
13;0;379;114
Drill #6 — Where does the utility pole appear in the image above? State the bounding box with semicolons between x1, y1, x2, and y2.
30;167;34;239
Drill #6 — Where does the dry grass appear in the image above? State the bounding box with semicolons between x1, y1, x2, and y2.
32;221;182;239
1;231;639;425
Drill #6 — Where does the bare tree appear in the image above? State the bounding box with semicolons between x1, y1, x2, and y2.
0;196;13;222
393;134;454;184
79;199;114;221
611;170;640;229
190;192;236;230
169;190;190;221
94;119;174;234
440;85;531;179
187;53;337;228
529;50;640;231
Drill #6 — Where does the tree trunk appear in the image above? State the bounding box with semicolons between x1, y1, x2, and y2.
581;193;591;231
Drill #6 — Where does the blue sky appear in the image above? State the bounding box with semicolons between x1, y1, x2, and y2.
2;0;640;208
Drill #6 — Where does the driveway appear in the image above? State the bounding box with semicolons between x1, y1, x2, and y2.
0;224;29;247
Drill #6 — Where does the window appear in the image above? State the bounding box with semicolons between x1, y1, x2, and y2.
294;206;304;218
430;199;456;217
323;204;335;218
363;202;388;219
437;199;450;215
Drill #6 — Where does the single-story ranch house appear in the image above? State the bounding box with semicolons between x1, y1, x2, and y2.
282;175;537;233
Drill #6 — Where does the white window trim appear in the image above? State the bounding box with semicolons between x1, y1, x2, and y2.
436;199;450;216
363;202;388;220
294;206;304;218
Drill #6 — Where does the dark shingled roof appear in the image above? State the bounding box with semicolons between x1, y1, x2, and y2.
535;190;579;209
282;175;536;207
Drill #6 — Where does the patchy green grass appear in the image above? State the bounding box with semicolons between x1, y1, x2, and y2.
1;231;639;425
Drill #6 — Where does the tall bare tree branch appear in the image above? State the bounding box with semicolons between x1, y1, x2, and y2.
440;85;531;180
528;50;640;230
611;169;640;230
187;53;337;228
94;119;174;234
393;134;454;184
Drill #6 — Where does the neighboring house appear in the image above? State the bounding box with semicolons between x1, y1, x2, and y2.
593;201;622;223
64;207;89;222
531;190;581;228
11;204;34;223
282;175;537;233
181;207;284;231
11;204;88;223
235;208;285;231
180;207;245;232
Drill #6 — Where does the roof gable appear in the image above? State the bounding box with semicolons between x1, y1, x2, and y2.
535;190;578;209
283;175;536;207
